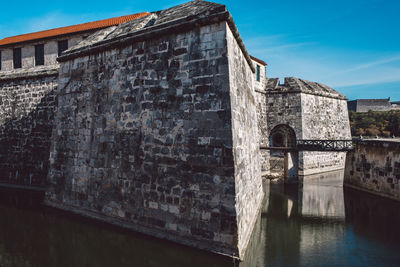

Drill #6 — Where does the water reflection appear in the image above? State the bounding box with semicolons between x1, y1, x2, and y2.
0;189;231;267
300;170;345;219
0;171;400;267
239;170;400;266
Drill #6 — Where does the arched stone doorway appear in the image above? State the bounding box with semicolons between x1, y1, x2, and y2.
269;124;296;148
269;124;298;182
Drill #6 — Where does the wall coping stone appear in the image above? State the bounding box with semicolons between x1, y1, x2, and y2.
265;77;347;100
353;138;400;147
0;65;59;81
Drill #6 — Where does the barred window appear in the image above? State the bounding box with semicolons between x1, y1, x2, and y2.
35;44;44;66
13;48;21;69
58;40;68;56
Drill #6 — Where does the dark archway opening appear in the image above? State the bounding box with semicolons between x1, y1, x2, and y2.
272;133;284;147
268;125;298;181
269;124;296;149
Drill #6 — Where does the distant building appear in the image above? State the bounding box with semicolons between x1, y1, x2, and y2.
391;101;400;110
348;98;392;112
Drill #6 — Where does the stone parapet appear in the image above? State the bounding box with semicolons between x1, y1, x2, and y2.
0;65;58;81
345;139;400;201
265;77;347;100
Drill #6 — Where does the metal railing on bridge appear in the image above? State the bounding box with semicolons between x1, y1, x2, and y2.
296;139;353;151
260;139;353;152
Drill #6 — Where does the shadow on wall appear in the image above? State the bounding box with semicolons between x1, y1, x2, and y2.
0;88;56;189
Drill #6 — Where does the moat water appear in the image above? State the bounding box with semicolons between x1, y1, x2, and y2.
0;170;399;267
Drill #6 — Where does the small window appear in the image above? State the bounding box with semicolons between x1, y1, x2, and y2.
35;44;44;66
58;40;68;56
256;65;260;82
13;48;22;69
0;51;2;71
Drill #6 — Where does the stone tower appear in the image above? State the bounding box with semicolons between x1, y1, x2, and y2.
263;77;351;177
45;1;264;259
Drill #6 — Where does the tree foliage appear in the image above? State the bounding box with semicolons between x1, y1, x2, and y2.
349;110;400;137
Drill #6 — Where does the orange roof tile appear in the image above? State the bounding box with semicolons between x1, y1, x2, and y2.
0;12;150;47
250;55;267;66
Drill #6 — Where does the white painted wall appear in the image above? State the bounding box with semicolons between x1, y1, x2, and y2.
0;33;90;72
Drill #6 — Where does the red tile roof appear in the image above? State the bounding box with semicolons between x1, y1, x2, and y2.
0;12;150;47
250;55;267;66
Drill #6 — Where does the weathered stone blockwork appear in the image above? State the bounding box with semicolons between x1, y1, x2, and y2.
0;74;57;188
266;92;302;139
45;7;262;256
264;86;302;177
345;139;400;201
0;0;351;259
300;93;351;175
253;59;268;174
227;26;263;256
254;90;269;173
263;78;351;176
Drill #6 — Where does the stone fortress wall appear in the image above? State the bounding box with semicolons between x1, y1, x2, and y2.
265;80;302;139
0;30;116;189
252;58;269;174
0;74;57;188
226;25;264;256
0;0;351;260
262;77;351;176
263;81;301;178
345;139;400;201
300;93;351;175
45;2;264;259
0;12;150;190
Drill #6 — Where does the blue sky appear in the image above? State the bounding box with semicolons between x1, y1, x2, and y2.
1;0;399;100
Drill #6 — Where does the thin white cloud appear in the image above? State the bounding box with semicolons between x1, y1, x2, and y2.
244;35;314;53
244;34;400;91
251;42;316;54
330;67;400;87
25;12;78;33
333;55;400;74
0;12;93;37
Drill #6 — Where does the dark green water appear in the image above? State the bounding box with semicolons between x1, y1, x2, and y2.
0;172;399;267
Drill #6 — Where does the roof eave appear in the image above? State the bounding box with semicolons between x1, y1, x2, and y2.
0;28;108;49
0;12;150;48
250;55;267;66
